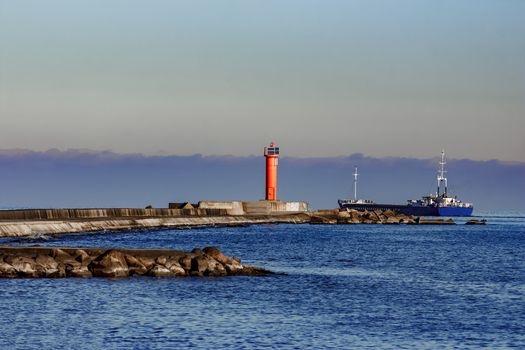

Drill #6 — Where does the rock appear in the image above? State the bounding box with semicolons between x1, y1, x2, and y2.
74;249;92;264
179;256;192;271
383;209;397;218
191;256;209;274
51;248;79;268
147;264;177;277
66;264;92;278
349;209;362;219
191;248;203;255
51;248;73;261
310;216;337;225
207;261;227;276
0;247;270;279
403;217;417;225
138;256;156;270
202;247;238;265
385;217;401;224
125;255;148;276
48;263;66;278
418;218;456;225
239;266;274;276
337;217;353;224
0;261;17;278
315;209;339;216
156;256;168;266
35;254;58;269
466;219;486;225
35;254;63;277
200;255;227;276
89;250;129;278
224;261;244;274
165;258;186;276
338;211;351;218
5;256;40;278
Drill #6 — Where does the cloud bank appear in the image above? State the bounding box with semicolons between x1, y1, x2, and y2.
0;149;523;213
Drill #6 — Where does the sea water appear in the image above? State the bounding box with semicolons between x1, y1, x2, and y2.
0;214;524;349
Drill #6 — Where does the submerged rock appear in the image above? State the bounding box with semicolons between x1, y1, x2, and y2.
465;219;486;225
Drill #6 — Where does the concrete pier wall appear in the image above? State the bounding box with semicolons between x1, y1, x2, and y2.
0;214;312;237
0;208;229;221
197;200;309;216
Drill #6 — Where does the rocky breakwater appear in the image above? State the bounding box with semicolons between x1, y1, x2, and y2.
0;246;271;278
311;208;418;225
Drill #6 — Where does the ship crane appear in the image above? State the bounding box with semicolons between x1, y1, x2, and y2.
437;150;448;197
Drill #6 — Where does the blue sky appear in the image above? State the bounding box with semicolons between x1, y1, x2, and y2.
1;0;524;160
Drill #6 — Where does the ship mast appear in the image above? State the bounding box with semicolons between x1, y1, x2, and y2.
437;150;448;197
353;166;359;200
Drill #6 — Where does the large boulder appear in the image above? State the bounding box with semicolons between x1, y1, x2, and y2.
138;256;156;270
74;249;92;265
206;258;227;277
5;256;40;278
310;216;337;225
35;254;64;277
147;264;177;277
190;256;209;275
51;248;73;261
89;250;129;278
191;248;203;255
178;256;192;271
125;255;148;276
383;209;397;218
224;260;244;274
338;211;351;218
385;216;401;224
337;217;353;224
66;264;92;278
155;256;168;266
202;247;239;265
164;257;186;276
0;261;17;278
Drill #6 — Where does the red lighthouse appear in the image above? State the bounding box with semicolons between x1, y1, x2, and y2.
264;142;280;201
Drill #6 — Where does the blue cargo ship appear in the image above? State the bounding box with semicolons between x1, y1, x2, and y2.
338;151;474;217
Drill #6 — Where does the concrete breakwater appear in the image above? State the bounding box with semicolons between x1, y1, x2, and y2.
0;206;467;238
0;214;311;237
0;245;271;278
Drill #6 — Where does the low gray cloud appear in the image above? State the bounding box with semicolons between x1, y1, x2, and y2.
0;149;523;212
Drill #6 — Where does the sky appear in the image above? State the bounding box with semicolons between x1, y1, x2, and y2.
0;0;524;161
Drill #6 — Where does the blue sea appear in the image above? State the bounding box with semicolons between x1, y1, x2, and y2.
0;214;524;349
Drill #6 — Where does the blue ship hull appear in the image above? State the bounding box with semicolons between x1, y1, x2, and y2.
338;203;473;217
437;206;473;217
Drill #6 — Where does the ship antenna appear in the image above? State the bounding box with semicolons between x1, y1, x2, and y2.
353;166;359;200
437;150;448;197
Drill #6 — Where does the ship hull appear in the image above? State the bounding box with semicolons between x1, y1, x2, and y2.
436;206;473;217
338;202;473;217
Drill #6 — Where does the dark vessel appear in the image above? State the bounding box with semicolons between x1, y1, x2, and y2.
338;151;474;216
